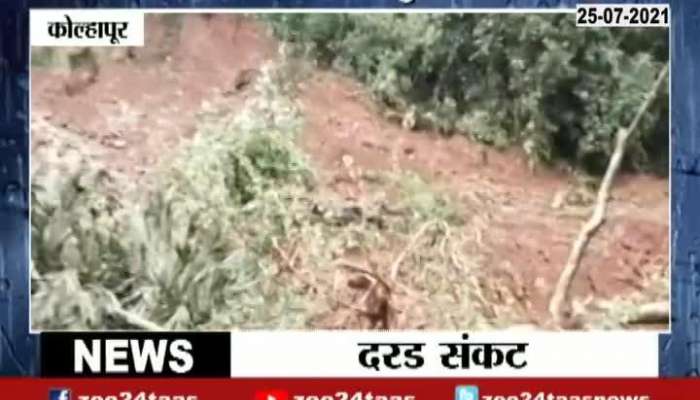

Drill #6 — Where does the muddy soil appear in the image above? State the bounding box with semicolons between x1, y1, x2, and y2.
31;14;669;329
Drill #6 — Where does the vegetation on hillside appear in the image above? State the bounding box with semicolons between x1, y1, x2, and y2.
32;58;524;330
264;14;668;175
30;15;669;331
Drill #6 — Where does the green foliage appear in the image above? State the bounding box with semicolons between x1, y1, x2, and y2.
31;61;314;330
393;172;462;224
32;57;513;331
38;58;537;331
263;14;668;175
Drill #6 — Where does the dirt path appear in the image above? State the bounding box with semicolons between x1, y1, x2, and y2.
31;15;669;328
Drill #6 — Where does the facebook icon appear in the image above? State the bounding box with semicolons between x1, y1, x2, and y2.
455;385;479;400
49;388;71;400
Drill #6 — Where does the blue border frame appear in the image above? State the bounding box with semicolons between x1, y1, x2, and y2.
660;0;698;377
0;0;685;377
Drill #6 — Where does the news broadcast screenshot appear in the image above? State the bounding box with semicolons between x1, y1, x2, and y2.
0;1;694;399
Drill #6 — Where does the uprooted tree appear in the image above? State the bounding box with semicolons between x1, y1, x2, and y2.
548;62;670;327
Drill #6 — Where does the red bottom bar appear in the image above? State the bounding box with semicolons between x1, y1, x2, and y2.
0;378;695;400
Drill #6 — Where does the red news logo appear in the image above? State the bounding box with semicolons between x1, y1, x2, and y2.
255;390;290;400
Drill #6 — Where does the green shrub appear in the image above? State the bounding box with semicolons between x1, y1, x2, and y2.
31;58;517;330
263;14;668;175
31;61;314;330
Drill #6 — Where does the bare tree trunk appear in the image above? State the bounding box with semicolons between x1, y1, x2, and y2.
549;63;669;326
627;301;669;325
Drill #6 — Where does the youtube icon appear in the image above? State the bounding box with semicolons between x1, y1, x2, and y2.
254;390;289;400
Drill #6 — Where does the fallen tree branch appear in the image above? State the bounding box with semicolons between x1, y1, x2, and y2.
334;259;392;292
97;286;166;331
549;63;669;326
389;220;436;281
333;259;393;329
626;301;669;325
106;305;166;331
